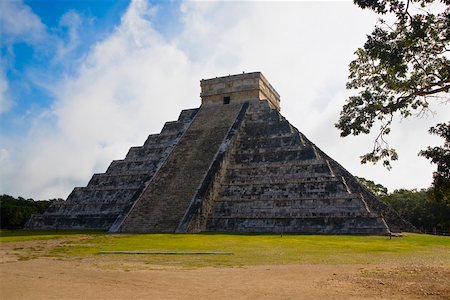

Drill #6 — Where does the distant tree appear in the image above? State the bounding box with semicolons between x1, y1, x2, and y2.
0;195;58;229
382;188;450;231
419;122;450;206
356;176;389;196
336;0;449;168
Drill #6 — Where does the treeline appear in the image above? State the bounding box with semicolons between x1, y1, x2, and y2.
356;177;450;234
0;195;61;229
382;189;450;234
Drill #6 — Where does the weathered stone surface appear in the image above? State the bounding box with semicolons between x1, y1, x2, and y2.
201;72;280;111
202;101;391;234
27;73;414;234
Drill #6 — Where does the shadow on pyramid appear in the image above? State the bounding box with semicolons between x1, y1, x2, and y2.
27;72;414;234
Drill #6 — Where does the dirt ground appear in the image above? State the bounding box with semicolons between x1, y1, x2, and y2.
1;239;449;300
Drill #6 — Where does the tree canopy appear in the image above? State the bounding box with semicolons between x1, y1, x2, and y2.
336;0;449;168
0;195;59;229
383;188;450;231
356;177;450;232
355;176;389;196
419;122;450;205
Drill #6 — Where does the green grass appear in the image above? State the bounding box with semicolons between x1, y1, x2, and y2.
2;231;449;268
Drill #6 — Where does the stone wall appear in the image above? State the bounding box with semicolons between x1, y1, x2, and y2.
200;72;280;110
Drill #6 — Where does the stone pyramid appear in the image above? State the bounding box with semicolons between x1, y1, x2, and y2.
27;72;413;234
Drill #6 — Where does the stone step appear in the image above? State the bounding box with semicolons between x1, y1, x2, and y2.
177;108;199;122
233;148;317;163
206;216;389;234
238;135;302;150
211;200;367;216
242;121;292;136
124;146;170;160
160;121;184;134
211;211;372;218
105;160;158;175
66;187;137;203
229;159;327;169
143;134;177;146
216;192;359;201
87;173;149;189
225;169;334;180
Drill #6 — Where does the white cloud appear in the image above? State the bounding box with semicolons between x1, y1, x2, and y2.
54;10;82;62
1;0;446;199
0;0;47;44
0;0;48;115
1;0;197;198
0;70;12;113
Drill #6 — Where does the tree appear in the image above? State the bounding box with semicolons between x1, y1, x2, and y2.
336;0;449;168
419;122;450;205
356;176;389;196
383;188;450;231
355;177;450;232
0;195;58;229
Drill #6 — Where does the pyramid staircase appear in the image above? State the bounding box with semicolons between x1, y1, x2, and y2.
117;102;247;232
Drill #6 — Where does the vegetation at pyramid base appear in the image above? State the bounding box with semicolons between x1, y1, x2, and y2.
0;195;61;229
383;189;450;232
356;177;450;232
337;0;449;200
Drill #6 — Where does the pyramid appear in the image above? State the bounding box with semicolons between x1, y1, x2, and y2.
27;72;413;234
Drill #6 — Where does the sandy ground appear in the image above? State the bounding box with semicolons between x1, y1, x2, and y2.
1;239;449;300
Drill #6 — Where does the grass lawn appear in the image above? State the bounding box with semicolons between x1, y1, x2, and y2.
2;231;449;268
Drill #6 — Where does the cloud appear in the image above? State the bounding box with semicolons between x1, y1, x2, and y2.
1;0;196;198
54;10;82;62
0;0;47;44
1;0;446;199
0;70;12;113
0;0;49;115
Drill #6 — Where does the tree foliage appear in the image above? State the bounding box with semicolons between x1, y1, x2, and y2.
0;195;58;229
356;176;389;196
336;0;449;168
419;122;450;205
357;177;450;231
383;188;450;231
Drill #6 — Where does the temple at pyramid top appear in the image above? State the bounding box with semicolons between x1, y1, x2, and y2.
200;72;281;110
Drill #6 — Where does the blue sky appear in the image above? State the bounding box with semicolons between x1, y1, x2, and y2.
2;1;135;131
1;0;448;199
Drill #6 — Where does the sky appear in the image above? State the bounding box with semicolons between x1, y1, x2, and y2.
0;0;448;200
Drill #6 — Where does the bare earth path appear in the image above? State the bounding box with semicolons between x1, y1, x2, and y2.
1;237;449;299
2;257;449;299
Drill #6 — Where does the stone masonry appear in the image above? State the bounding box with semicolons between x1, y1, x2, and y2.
27;72;414;234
